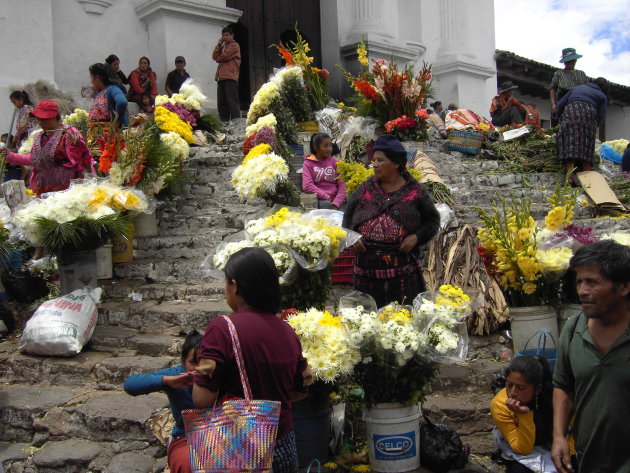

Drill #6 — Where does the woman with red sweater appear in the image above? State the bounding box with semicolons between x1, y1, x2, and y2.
301;132;346;209
127;56;158;104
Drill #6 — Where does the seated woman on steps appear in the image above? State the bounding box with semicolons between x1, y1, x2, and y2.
124;330;202;473
302;132;346;209
491;355;574;473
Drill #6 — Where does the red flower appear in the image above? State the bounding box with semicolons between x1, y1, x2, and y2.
416;109;429;119
353;80;380;102
280;308;299;321
242;134;257;155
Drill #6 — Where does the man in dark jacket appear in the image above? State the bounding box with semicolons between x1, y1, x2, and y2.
165;56;190;97
212;26;241;122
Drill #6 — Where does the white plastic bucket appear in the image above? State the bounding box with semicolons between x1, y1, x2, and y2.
96;243;113;279
363;403;421;472
558;304;582;334
58;249;98;295
134;211;158;238
510;306;558;353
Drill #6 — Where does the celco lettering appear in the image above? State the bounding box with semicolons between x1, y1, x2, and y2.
376;437;411;455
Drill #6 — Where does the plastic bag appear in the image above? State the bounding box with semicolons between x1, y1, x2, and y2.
336;116;378;160
1;268;49;303
339;290;378;313
413;290;470;363
420;414;469;472
315;107;342;140
435;203;457;230
200;231;254;279
19;287;102;356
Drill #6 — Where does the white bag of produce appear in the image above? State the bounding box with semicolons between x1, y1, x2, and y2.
19;287;102;356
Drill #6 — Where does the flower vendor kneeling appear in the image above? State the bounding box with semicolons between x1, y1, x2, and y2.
343;134;440;307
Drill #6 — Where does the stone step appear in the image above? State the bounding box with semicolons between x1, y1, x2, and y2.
454;187;559;207
112;257;211;284
0;383;168;448
0;338;178;390
457;201;596;223
132;229;235;260
99;299;229;332
443;172;563;190
101;279;225;303
154;208;260;236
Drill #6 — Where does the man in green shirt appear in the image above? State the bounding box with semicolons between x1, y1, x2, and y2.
552;240;630;473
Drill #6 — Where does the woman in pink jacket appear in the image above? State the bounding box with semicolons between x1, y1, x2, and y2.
301;132;346;209
0;100;94;196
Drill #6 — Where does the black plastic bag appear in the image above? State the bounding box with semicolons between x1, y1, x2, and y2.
1;268;49;303
420;414;470;472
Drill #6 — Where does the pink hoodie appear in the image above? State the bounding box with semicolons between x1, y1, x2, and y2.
301;154;346;208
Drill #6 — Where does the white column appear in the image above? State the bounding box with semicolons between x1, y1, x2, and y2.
439;0;471;56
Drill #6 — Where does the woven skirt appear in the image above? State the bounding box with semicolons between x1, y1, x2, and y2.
557;101;597;165
354;241;425;307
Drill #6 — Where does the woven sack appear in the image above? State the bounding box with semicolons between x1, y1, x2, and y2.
447;130;483;155
182;316;281;473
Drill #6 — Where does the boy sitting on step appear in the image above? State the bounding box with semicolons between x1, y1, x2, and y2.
124;330;202;473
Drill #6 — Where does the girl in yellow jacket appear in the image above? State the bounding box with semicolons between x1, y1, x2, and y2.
491;356;573;473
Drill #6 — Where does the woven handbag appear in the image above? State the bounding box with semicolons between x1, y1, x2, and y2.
182;316;281;473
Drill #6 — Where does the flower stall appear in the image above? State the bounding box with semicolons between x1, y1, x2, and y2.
9;178;150;293
475;179;585;352
206;206;360;310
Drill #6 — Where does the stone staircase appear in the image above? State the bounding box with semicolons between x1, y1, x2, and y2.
1;124;627;472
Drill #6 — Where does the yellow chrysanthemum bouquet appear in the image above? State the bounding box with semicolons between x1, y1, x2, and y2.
286;308;360;383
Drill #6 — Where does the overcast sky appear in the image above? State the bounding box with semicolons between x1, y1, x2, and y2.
494;0;630;86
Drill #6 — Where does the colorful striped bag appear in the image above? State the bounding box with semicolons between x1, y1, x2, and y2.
182;316;281;472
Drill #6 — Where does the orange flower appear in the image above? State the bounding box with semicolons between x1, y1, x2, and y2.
278;44;294;66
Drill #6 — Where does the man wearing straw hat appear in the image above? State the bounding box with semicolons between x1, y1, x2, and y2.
489;81;530;127
552;241;630;473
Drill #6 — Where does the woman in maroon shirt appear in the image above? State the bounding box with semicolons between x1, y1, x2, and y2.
193;247;312;473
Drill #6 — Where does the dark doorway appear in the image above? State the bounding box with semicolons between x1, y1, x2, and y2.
225;0;322;106
230;21;250;112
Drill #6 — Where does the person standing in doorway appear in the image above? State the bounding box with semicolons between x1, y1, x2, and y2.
212;26;241;122
165;56;190;97
551;240;630;473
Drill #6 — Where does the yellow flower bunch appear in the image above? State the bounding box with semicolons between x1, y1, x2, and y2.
154;106;194;143
378;305;413;325
357;39;369;67
477;197;543;297
264;207;301;228
544;206;570;231
242;143;272;166
246;80;282;124
312;218;347;260
544;180;580;231
536;247;573;273
435;284;470;311
319;310;342;328
336;161;374;194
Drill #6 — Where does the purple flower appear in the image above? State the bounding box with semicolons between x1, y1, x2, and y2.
162;102;197;126
253;126;276;147
564;224;599;245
